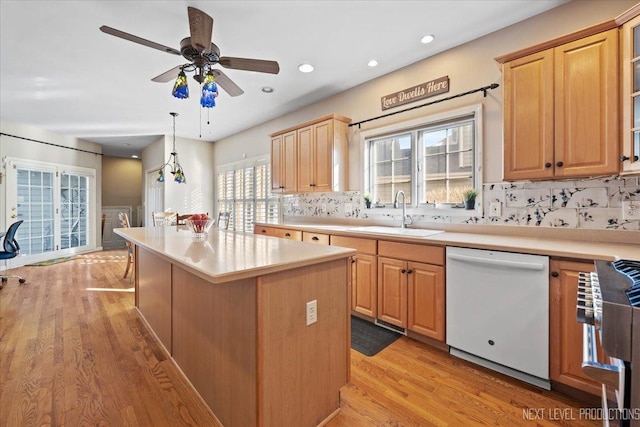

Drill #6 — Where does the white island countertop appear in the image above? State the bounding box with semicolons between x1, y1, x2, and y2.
114;226;356;284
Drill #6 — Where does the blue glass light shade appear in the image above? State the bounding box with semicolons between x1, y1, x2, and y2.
202;72;217;92
201;90;216;108
200;71;218;108
156;169;165;182
174;168;186;183
172;71;189;99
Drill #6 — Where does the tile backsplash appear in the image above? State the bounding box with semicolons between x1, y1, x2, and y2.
282;176;640;231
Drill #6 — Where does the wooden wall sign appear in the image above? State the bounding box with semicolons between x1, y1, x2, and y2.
381;76;449;111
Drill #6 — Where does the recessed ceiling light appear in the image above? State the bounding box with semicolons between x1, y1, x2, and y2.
421;34;435;44
368;59;378;67
131;155;139;159
261;86;274;93
298;63;314;73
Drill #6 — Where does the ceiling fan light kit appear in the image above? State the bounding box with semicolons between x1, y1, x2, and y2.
101;6;279;110
172;70;189;99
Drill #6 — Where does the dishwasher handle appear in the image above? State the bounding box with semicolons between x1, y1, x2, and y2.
447;252;546;271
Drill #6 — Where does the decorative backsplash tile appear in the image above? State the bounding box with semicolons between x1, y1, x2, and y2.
282;176;640;232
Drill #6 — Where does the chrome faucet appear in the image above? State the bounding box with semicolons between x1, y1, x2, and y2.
393;190;411;228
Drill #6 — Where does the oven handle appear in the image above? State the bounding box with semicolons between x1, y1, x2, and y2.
581;324;624;391
446;253;545;271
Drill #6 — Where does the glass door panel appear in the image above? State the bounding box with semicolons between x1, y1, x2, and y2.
16;169;55;255
60;173;89;249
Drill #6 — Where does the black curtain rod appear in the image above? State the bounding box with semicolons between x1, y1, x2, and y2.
349;83;500;129
0;132;103;156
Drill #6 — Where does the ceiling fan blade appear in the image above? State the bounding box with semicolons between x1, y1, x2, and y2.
151;65;183;83
219;57;280;74
187;7;213;54
212;69;244;97
100;26;181;56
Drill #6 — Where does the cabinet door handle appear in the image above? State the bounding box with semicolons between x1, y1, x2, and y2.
556;161;564;167
407;269;413;274
351;258;356;264
620;155;639;162
401;269;407;274
544;162;552;168
312;236;319;241
551;271;559;277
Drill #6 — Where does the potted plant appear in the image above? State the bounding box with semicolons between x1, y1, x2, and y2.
463;189;477;210
363;193;372;209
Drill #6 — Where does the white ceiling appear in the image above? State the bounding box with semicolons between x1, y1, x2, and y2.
0;0;568;158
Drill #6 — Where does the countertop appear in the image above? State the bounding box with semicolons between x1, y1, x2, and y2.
256;223;640;262
114;226;356;284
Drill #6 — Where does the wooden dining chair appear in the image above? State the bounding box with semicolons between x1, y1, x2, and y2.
152;211;177;226
118;212;134;280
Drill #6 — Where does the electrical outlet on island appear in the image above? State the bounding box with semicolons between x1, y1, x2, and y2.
306;300;317;326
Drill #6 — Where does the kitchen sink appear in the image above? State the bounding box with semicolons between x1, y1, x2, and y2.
346;226;444;237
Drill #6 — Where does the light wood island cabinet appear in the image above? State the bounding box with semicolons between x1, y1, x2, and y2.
270;114;351;194
499;27;619;180
119;227;355;427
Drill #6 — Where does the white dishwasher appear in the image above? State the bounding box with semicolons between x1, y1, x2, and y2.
446;247;550;389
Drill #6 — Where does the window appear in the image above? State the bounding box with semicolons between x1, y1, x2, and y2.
365;105;481;208
217;158;279;232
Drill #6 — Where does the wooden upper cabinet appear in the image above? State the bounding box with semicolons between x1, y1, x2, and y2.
554;29;619;178
500;28;619;180
297;125;315;192
503;50;555;180
270;114;351;194
270;131;297;193
620;9;640;174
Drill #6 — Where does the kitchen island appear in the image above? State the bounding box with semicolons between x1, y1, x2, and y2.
114;226;356;427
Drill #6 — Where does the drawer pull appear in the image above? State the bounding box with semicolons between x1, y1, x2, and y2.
285;232;291;237
312;236;319;241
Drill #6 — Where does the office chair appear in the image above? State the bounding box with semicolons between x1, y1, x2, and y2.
0;220;26;289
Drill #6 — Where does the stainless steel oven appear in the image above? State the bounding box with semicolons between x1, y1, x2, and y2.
577;260;640;427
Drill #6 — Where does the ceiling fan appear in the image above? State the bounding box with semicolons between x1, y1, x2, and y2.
100;6;280;100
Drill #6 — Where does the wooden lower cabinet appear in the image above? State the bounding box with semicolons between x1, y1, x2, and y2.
377;257;445;341
351;253;377;318
550;259;603;395
253;225;302;241
407;262;445;341
377;257;406;328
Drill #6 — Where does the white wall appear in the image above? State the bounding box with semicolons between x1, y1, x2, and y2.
212;0;637;187
0;119;103;247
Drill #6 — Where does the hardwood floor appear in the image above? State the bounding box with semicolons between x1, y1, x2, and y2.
1;249;600;426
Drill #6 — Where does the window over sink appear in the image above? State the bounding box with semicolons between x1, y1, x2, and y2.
363;104;483;212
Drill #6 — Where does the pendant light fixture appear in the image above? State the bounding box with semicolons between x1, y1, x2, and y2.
157;112;186;184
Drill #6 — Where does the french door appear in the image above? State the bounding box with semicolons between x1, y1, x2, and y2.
4;158;96;264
